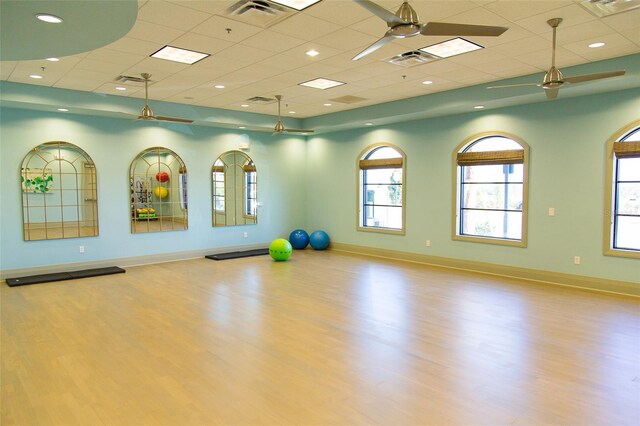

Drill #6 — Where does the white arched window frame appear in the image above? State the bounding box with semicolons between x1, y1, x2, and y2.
604;121;640;258
356;143;406;235
453;133;529;247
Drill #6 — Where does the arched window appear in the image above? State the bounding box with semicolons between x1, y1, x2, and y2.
357;144;405;234
453;133;529;246
604;121;640;257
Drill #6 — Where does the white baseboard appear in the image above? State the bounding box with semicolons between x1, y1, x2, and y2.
0;242;269;281
329;242;639;298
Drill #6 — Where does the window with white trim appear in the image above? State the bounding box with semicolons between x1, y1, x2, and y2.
357;145;405;233
454;135;528;246
607;125;640;255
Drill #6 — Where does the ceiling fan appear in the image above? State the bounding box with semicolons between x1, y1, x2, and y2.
487;18;626;99
272;95;314;135
137;73;193;123
351;0;508;61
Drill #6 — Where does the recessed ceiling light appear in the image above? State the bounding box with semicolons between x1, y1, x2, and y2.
36;13;63;23
46;57;59;62
306;49;320;57
420;37;483;58
299;78;345;90
214;84;225;89
150;45;210;65
324;103;332;106
422;80;433;85
589;42;606;48
241;104;249;108
29;74;43;79
289;111;296;114
238;126;246;129
474;105;485;109
270;0;321;11
57;108;69;112
115;86;127;91
365;122;373;126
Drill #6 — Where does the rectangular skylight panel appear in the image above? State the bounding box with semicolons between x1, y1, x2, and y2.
271;0;321;11
299;78;345;90
420;37;483;58
151;46;210;65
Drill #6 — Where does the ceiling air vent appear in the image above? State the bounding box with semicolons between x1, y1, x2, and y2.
223;0;292;28
386;50;439;67
246;96;276;104
115;75;147;84
579;0;640;17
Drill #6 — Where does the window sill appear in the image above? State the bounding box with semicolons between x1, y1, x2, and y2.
357;226;405;236
604;248;640;259
453;234;526;248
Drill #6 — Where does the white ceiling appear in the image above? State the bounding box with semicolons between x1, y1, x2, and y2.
1;0;639;119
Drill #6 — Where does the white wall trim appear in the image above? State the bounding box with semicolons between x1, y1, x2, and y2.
330;242;639;298
1;242;269;281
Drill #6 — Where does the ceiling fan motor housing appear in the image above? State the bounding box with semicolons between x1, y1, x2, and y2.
543;66;564;88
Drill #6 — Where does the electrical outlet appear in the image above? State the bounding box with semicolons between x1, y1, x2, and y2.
79;246;85;253
426;240;431;247
548;207;556;217
574;256;580;265
243;232;248;238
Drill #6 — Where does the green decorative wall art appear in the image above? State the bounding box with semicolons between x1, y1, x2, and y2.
21;168;53;193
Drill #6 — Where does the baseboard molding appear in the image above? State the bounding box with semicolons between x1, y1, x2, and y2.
0;242;269;282
329;242;639;297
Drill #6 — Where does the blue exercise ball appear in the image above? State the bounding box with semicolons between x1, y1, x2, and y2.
289;229;310;250
309;230;330;250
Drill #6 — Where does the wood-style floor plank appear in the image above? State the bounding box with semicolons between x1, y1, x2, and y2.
2;250;638;425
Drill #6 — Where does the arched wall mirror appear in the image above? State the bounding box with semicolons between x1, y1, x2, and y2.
20;141;98;241
130;147;188;233
212;150;257;227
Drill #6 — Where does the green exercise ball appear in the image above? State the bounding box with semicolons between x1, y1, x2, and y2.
269;238;292;261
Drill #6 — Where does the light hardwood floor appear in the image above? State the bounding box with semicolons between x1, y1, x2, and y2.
1;250;638;425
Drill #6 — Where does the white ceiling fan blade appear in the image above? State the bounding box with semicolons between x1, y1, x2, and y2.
353;0;405;25
420;22;508;37
352;34;394;61
487;82;540;89
564;70;625;84
545;88;559;100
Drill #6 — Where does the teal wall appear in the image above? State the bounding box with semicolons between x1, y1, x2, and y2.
305;88;640;283
0;107;308;270
1;87;639;284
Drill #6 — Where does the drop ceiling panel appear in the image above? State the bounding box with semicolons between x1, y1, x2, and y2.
168;0;236;15
411;1;481;22
138;1;212;31
301;0;368;26
191;15;263;43
485;1;573;22
600;8;640;32
105;36;164;57
312;28;385;52
239;30;306;53
84;49;144;67
514;3;597;34
169;33;235;56
269;12;342;40
126;20;185;44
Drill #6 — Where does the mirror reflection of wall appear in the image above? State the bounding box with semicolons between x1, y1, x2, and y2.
130;147;188;234
20;141;99;241
212;150;257;227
